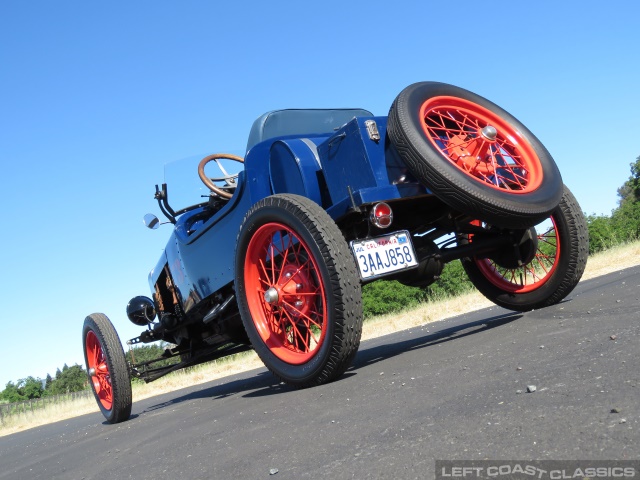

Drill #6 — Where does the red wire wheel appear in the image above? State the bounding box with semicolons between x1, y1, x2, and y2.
82;313;132;423
236;194;362;387
461;185;588;311
243;222;328;364
419;96;543;194
388;82;563;229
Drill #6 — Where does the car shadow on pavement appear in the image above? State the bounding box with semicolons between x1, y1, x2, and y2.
352;311;522;370
140;311;521;414
139;371;288;414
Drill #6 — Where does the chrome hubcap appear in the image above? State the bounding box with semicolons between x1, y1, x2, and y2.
481;125;498;141
264;287;279;304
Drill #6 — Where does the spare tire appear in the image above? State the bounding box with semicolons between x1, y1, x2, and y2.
387;82;563;229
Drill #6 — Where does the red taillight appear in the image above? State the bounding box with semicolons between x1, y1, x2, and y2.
370;202;393;229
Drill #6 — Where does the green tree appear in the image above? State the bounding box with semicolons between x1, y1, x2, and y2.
586;154;640;253
20;376;44;399
47;364;87;395
611;198;640;242
0;377;44;402
0;381;25;403
617;156;640;206
126;343;179;368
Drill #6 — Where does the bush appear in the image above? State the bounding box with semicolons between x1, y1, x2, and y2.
424;261;474;301
362;280;425;318
587;214;618;254
612;200;640;243
125;344;174;366
362;261;475;319
587;202;640;255
587;156;640;253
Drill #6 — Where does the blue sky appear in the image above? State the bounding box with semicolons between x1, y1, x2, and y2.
1;1;638;388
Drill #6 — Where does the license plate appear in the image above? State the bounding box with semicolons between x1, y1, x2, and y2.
350;230;418;280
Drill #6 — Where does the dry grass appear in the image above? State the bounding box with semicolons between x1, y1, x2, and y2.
0;396;100;436
130;351;263;402
581;241;640;280
2;241;639;436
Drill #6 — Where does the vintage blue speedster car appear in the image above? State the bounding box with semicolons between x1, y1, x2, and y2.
83;82;588;423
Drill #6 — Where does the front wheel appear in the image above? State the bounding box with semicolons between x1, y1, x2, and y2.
235;194;363;387
461;185;588;311
82;313;132;423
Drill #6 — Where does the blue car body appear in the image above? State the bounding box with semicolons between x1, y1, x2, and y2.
152;109;431;316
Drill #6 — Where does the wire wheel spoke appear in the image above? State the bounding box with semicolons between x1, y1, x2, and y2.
282;310;313;352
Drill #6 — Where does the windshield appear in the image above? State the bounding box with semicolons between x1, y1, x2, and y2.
163;154;244;213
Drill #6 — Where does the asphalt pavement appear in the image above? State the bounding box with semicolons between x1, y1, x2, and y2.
1;266;638;479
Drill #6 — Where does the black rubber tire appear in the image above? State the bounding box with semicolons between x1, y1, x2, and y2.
387;81;564;229
82;313;132;423
235;194;363;387
461;185;588;311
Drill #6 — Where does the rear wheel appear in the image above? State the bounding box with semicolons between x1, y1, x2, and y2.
82;313;132;423
388;82;563;228
235;194;362;387
461;185;588;311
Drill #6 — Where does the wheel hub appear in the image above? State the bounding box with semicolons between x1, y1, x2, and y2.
280;264;312;317
491;227;539;269
264;287;279;304
445;125;499;178
480;125;498;141
262;263;313;316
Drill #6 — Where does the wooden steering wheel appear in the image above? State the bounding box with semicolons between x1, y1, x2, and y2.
197;153;244;200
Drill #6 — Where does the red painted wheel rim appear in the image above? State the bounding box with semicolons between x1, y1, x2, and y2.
475;217;560;293
244;222;327;365
85;331;113;411
420;96;543;193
